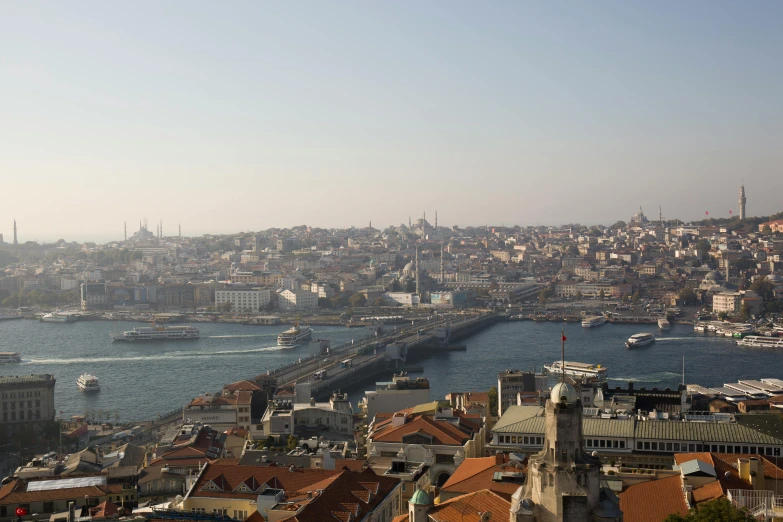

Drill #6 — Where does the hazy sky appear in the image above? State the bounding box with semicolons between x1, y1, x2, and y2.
2;2;782;243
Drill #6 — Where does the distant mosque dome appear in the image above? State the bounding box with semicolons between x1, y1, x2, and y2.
402;262;415;275
551;382;578;404
705;270;723;282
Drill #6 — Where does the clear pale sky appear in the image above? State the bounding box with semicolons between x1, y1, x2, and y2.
2;2;782;243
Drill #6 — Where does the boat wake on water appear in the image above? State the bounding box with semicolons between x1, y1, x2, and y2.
209;334;277;339
25;346;285;365
608;371;681;383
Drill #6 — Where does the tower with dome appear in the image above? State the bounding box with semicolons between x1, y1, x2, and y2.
509;334;623;521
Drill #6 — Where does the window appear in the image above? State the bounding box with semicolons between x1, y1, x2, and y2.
637;442;643;450
599;440;605;448
644;442;650;450
719;445;726;453
523;436;529;444
711;445;718;452
651;442;658;451
619;441;625;449
536;437;542;445
666;443;672;451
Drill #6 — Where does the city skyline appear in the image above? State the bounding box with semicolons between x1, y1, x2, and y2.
2;2;782;241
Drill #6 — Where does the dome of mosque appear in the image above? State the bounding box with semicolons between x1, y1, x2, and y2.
705;270;723;281
409;489;431;506
551;382;578;404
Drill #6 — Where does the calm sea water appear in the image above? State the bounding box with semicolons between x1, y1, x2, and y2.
2;319;782;421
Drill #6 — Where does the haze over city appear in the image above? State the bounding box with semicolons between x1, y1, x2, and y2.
2;1;782;242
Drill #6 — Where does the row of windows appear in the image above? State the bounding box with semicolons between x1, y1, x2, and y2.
2;410;41;421
499;435;543;445
636;440;782;456
2;400;41;409
586;439;626;449
1;391;42;399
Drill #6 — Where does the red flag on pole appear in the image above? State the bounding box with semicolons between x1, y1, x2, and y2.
729;210;733;215
562;333;567;342
706;211;709;216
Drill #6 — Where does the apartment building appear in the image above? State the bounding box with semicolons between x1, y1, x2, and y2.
215;287;271;313
1;374;56;433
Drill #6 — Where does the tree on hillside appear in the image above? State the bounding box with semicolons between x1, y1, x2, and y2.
664;498;755;522
488;386;498;417
739;303;751;322
762;225;773;235
677;287;698;305
349;293;367;308
632;291;641;303
610;221;627;230
318;297;332;309
372;297;385;307
538;287;554;305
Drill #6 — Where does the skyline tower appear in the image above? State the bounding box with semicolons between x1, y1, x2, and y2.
13;219;17;245
739;184;746;220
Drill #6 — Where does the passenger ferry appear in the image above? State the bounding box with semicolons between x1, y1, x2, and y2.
736;336;783;348
626;333;655;348
581;316;607;328
657;317;671;330
0;351;22;364
77;374;100;392
40;312;75;323
543;361;608;380
277;325;314;347
111;325;200;342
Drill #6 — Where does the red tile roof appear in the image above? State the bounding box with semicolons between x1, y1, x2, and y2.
224;380;261;392
189;461;342;500
370;415;472;446
440;456;524;501
90;500;120;519
619;475;688;522
0;479;124;506
279;469;401;522
427;489;510;522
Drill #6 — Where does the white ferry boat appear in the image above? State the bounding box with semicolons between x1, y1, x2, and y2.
626;333;655;348
736;336;783;348
277;326;314;347
693;324;707;333
657;317;671;330
0;351;22;364
40;312;75;323
543;361;608;380
111;325;200;342
581;316;607;328
77;374;100;392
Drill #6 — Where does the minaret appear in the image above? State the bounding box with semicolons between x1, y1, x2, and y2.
13;219;17;245
160;221;163;238
179;223;181;237
139;220;142;233
415;246;420;297
435;211;438;229
409;215;412;228
124;221;127;241
739;184;746;220
440;242;444;286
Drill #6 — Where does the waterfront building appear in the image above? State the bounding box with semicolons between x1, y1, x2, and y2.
384;292;420;307
80;282;107;310
278;289;318;311
712;291;742;315
215;287;271;313
0;374;56;434
183;386;254;432
497;370;546;417
361;374;431;422
366;406;487;488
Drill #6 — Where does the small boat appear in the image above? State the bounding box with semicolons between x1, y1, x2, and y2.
581;316;607;328
693;324;706;333
77;374;100;392
626;333;655;348
0;351;22;364
277;325;314;347
658;318;671;330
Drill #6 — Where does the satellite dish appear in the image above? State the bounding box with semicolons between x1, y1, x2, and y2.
724;471;732;480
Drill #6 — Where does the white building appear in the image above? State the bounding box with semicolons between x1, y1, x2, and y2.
261;393;353;438
1;374;57;432
278;289;318;311
384;292;420;307
215;287;271;313
713;292;742;315
497;370;546;417
361;375;431;422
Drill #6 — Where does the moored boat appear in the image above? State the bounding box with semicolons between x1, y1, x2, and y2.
736;336;783;348
581;316;607;328
626;333;655;348
657;317;671;330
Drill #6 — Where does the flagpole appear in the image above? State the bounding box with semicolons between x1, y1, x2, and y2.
561;327;565;383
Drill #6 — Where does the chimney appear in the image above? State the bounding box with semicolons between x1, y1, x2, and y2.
495;450;505;465
749;457;765;491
